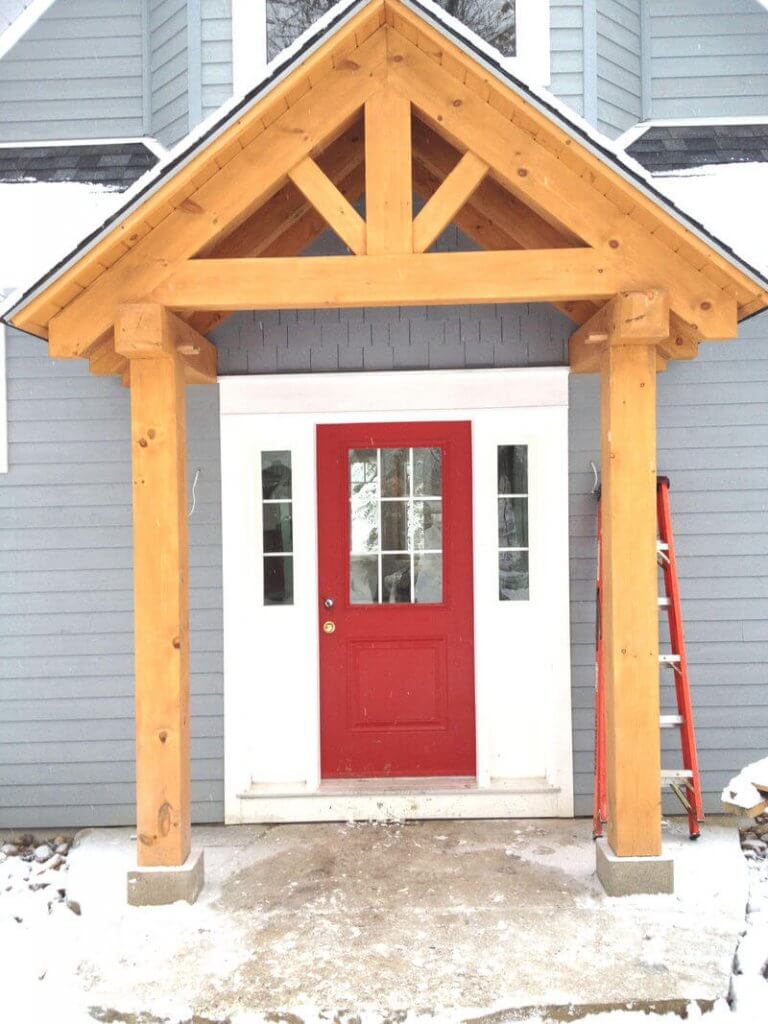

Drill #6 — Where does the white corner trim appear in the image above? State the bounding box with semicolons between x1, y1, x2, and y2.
219;366;570;416
513;0;551;87
232;0;268;96
0;0;57;61
0;323;7;474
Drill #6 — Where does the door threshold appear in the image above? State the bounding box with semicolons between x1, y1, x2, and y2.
230;776;565;824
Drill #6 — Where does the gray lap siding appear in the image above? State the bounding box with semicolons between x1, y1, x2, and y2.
1;307;767;825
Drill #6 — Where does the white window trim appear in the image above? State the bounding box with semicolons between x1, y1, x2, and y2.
232;0;551;96
0;323;7;474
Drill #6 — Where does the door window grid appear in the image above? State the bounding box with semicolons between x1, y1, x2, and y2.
350;446;443;605
261;451;294;606
497;445;530;602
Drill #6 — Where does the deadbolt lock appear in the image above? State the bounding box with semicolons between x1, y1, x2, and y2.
323;621;336;635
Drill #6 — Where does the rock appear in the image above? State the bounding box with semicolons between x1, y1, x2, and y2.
19;834;34;848
32;844;52;863
45;854;65;871
53;835;66;847
743;838;767;855
66;900;81;916
1;844;18;856
55;843;69;856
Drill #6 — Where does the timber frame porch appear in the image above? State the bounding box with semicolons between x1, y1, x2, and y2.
3;0;768;893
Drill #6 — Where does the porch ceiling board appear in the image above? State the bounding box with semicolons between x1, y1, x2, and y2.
151;250;627;311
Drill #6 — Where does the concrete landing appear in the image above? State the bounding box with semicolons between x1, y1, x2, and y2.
12;818;749;1022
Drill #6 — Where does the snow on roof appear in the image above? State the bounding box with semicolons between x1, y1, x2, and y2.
652;163;768;280
2;0;768;325
0;180;125;292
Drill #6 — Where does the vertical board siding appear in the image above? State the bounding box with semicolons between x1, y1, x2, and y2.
596;0;641;138
650;0;768;120
149;0;189;147
0;330;224;827
0;0;145;142
201;0;232;119
550;0;585;117
569;313;768;815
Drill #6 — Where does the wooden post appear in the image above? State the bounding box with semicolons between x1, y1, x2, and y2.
593;290;669;858
116;305;191;868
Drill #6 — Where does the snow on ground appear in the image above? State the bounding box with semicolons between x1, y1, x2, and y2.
0;180;125;295
0;818;761;1024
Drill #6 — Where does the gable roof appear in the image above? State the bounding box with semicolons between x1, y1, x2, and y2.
3;0;767;346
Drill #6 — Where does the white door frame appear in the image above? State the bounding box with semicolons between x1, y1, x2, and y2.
219;367;574;823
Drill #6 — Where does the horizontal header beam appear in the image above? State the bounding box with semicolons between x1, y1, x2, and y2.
152;250;628;311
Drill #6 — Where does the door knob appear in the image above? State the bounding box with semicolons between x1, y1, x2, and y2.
324;597;334;609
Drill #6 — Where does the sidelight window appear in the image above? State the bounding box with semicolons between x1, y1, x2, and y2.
349;447;443;605
261;451;294;605
497;444;529;601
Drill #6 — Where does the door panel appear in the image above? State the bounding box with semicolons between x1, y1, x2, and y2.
317;421;476;778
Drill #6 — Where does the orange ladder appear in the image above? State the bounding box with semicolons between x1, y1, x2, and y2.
592;475;704;840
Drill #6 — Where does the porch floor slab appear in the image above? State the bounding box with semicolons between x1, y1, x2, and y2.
6;818;747;1021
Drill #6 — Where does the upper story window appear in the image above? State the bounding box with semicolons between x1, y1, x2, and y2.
233;1;549;93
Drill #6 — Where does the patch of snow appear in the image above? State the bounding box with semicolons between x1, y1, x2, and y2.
0;180;124;294
653;163;768;279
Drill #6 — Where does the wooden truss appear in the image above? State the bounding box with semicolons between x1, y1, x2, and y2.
8;0;767;876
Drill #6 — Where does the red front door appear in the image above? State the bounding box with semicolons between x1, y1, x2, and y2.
317;422;476;778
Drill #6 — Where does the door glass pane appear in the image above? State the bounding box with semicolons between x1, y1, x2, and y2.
498;497;528;548
414;553;443;604
262;450;292;499
264;555;294;605
348;447;444;605
381;448;410;498
412;500;443;551
413;447;442;497
381;500;408;551
498;445;528;495
263;502;293;553
382;554;411;604
351;555;379;605
350;499;379;554
499;551;529;602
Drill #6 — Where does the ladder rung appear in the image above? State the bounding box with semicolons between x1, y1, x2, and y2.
661;769;694;781
658;596;671;608
657;542;669;552
660;714;683;728
659;654;681;665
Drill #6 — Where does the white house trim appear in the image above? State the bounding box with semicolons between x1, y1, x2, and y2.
231;0;268;95
0;323;7;474
0;0;56;62
219;367;573;824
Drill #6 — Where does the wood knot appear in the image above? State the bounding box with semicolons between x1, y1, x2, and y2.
700;301;712;311
337;58;359;71
179;198;203;214
675;337;684;347
158;802;172;838
391;54;403;63
138;832;154;847
452;98;462;108
517;168;528;177
147;428;156;440
172;636;181;649
609;239;620;249
138;437;148;448
158;730;168;744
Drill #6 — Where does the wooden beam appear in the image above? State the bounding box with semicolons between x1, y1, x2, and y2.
114;304;191;869
389;31;738;339
571;289;670;348
115;303;217;385
288;155;367;255
152;250;627;311
88;337;127;377
601;340;662;857
365;86;413;253
47;27;388;359
412;150;488;253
